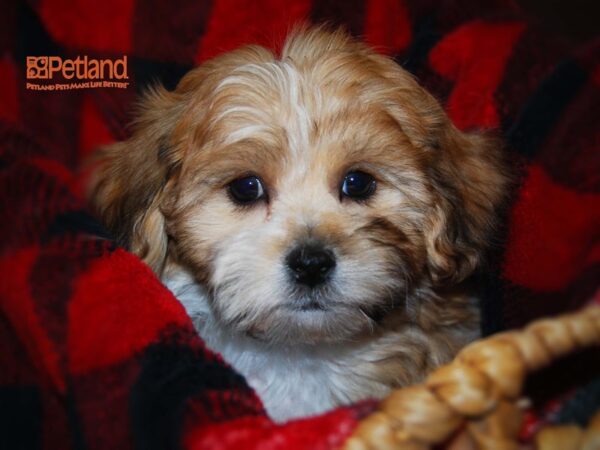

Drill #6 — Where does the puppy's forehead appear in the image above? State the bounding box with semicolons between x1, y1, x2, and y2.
208;60;328;149
196;58;410;168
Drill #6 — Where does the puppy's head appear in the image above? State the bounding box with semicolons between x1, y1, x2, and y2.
88;27;508;344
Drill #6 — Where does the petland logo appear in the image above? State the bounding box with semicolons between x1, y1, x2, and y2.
26;56;130;90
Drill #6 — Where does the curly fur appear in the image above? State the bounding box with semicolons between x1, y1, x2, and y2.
88;26;510;422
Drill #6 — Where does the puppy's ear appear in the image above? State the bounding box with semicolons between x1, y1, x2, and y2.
425;126;509;285
370;56;509;285
86;48;273;274
87;86;185;274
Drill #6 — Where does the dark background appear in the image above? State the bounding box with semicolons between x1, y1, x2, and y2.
518;0;599;43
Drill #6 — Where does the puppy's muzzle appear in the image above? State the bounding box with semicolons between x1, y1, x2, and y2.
286;242;336;288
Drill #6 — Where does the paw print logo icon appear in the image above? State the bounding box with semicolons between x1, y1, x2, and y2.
26;56;49;79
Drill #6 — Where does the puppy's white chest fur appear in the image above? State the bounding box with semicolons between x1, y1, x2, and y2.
164;270;389;422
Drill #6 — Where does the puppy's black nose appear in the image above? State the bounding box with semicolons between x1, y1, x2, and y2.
286;243;336;287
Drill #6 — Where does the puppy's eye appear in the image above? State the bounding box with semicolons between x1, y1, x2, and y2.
228;176;266;204
341;171;376;200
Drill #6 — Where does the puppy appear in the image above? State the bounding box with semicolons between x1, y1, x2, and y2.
88;26;509;422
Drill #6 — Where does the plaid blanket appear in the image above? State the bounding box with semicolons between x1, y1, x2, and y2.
1;1;599;449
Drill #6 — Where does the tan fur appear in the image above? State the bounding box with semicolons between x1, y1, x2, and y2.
87;26;510;420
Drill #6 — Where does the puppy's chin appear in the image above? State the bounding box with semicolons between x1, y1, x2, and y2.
242;308;376;345
212;290;394;345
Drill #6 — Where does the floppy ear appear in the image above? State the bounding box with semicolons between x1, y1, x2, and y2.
86;47;276;275
86;85;185;274
368;55;510;285
425;125;509;284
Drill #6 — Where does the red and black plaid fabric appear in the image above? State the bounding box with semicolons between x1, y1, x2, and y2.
1;1;599;449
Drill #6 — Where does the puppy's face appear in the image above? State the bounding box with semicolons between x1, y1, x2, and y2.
173;100;424;343
89;28;508;344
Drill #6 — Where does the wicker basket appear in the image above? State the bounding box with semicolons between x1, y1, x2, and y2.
344;305;600;450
